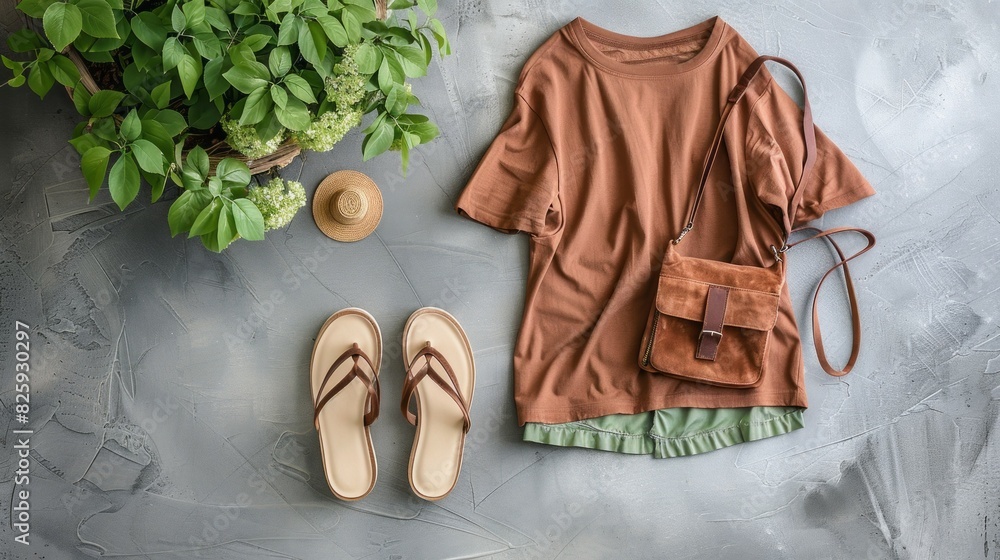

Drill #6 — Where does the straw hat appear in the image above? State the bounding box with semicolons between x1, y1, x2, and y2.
312;170;383;242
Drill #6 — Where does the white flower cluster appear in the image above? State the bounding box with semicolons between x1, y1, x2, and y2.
247;177;307;231
292;108;363;153
324;44;368;110
221;117;288;159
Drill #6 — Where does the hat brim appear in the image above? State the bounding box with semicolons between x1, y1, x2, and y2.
312;170;383;242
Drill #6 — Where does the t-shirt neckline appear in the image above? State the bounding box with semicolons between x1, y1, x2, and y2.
569;16;729;77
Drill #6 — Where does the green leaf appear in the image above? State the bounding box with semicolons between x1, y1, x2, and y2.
189;197;222;236
362;111;385;134
141;119;176;160
377;55;393;94
204;7;232;31
162;36;185;71
282;73;316;103
76;0;118;39
385;84;407;116
231;198;265;240
72;84;92;115
362;116;393;161
316;14;347;47
49;54;81;86
276;13;300;46
186;146;210;179
168;189;211;236
177;54;201;98
108;153;140;210
27;63;55;98
416;0;436;16
171;5;186;33
200;231;224;251
80;145;111;199
242;33;270;52
223;62;269;94
186;93;222;129
88;89;125;117
16;0;57;19
231;1;256;15
399;131;410;174
130;12;167;49
254;111;284;142
208;175;223;196
130;139;163;174
43;2;83;52
216;203;238;249
120;109;141;141
417;32;432;65
203;57;230;100
7;29;46;52
270;84;288;108
148;109;186;136
3;55;25;76
406;119;439;143
215;158;251;188
144;170;166;202
268;46;291;77
341;8;360;43
69;131;102;154
182;0;205;28
91;116;118;141
394;43;427;77
297;20;325;65
131;41;156;70
150;81;172;109
428;18;449;55
274;94;310;130
239;86;272;125
354;42;379;74
192;31;222;60
228;42;256;66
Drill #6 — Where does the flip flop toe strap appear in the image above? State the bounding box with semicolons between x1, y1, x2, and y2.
401;342;471;433
314;343;380;428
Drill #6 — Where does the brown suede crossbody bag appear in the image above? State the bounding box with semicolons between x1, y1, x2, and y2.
638;55;876;388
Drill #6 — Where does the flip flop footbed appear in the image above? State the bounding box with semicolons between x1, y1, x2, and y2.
403;307;475;500
311;308;381;500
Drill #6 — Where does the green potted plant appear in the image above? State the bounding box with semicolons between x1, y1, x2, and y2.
3;0;450;250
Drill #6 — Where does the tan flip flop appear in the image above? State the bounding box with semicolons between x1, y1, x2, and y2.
311;308;381;500
400;307;475;501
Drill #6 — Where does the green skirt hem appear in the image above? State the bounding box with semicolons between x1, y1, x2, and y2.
522;408;804;459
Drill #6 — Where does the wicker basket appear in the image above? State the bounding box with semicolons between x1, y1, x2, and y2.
64;48;301;175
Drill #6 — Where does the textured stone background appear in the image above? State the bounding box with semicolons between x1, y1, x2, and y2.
1;1;999;558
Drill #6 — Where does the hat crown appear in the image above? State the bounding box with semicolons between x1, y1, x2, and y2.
332;187;368;225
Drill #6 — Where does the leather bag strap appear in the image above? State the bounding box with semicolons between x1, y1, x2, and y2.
675;55;816;246
784;226;876;376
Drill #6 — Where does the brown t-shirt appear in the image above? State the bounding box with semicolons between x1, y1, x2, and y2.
456;16;875;425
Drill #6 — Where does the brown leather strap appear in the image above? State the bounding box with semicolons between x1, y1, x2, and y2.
313;343;380;428
400;342;471;433
675;55;816;246
784;226;876;376
696;285;729;360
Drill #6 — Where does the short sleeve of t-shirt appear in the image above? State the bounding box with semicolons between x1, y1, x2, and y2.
455;93;559;236
746;77;875;228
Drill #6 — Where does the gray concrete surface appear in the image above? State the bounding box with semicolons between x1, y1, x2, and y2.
2;1;999;558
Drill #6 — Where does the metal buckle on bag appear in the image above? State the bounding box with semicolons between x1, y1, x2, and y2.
770;244;789;262
699;329;723;342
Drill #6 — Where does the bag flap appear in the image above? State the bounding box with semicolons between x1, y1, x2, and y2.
655;275;780;331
